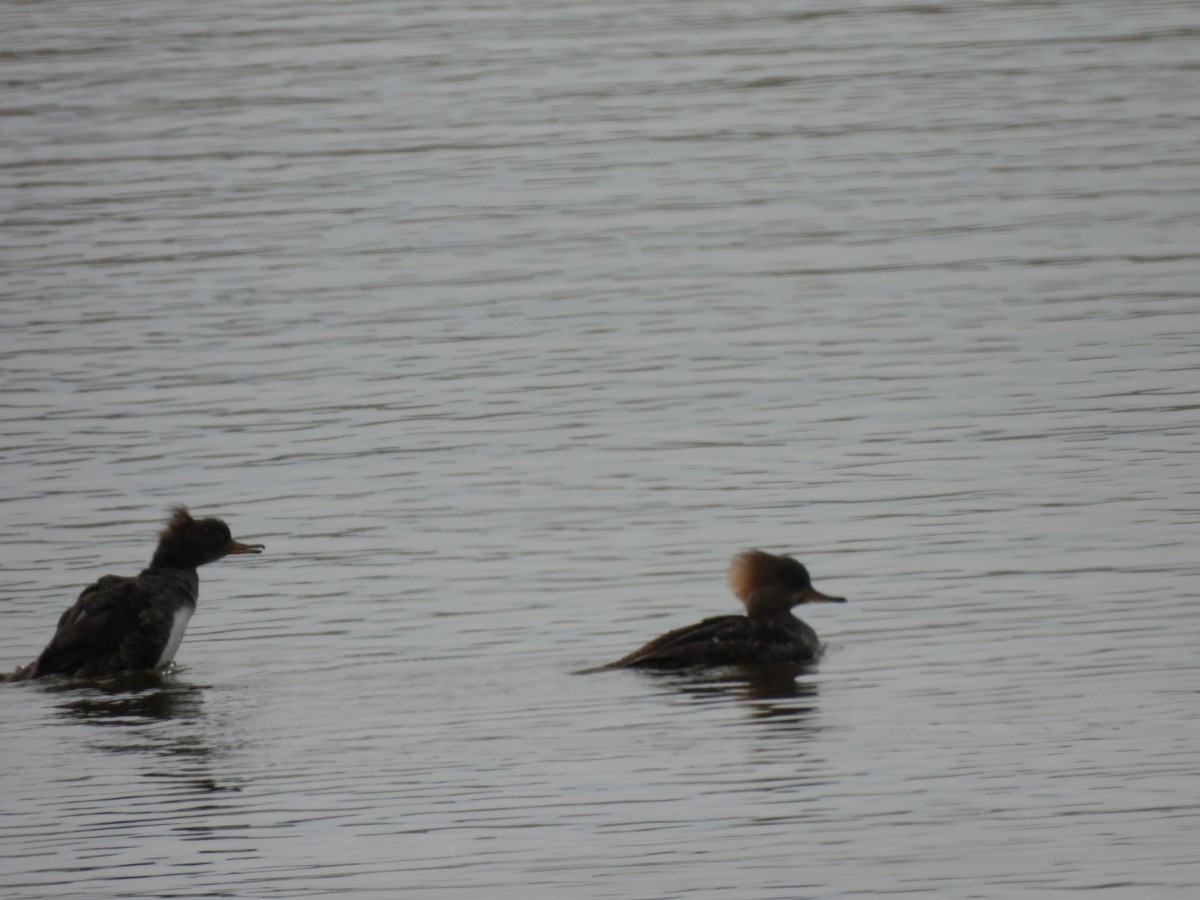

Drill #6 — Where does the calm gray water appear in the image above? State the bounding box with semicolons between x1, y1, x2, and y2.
3;0;1199;896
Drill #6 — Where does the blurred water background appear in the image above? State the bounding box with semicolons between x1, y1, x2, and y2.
2;0;1199;896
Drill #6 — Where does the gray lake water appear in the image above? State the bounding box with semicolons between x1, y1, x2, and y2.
2;1;1199;897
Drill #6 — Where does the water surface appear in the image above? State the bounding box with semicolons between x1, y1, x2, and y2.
3;1;1199;896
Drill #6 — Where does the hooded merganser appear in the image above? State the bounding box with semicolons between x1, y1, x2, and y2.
581;550;845;671
5;507;264;681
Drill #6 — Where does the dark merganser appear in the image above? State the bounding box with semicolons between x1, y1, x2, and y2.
5;507;263;681
581;549;845;671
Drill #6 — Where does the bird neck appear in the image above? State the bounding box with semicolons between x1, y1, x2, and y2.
742;589;796;621
137;568;201;607
149;542;206;570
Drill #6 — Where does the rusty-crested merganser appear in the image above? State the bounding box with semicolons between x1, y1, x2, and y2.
582;549;845;671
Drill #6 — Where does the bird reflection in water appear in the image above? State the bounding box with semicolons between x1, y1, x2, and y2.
46;674;240;793
51;671;204;724
660;663;821;724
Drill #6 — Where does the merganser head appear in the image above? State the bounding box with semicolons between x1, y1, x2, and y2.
149;507;265;570
727;549;845;618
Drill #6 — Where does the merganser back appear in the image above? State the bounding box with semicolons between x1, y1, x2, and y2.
580;549;845;672
4;507;264;681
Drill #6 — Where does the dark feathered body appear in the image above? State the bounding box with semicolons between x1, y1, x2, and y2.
582;549;845;672
5;508;263;682
8;570;199;680
597;612;822;669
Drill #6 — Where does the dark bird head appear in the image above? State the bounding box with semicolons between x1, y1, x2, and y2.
149;507;265;570
727;549;845;618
